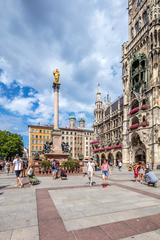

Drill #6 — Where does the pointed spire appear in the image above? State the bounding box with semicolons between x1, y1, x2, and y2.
96;83;102;102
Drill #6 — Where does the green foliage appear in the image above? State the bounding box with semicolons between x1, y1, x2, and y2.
61;159;80;171
0;130;24;160
41;160;51;170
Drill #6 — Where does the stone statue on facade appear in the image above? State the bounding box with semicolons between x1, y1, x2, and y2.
53;68;60;84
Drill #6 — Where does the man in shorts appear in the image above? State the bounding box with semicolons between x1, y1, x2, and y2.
87;159;95;186
13;154;23;188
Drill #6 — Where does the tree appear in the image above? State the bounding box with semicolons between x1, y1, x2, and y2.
0;131;24;160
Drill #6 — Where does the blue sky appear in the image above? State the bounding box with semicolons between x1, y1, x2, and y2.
0;0;128;147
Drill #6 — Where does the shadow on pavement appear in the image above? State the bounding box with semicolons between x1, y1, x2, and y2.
0;185;9;189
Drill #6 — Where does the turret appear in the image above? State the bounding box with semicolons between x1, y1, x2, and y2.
79;118;85;129
94;83;104;124
69;115;76;128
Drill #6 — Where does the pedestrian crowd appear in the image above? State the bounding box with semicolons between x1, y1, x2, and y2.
0;155;159;189
0;154;40;187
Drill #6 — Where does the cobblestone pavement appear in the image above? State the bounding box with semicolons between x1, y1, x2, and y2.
0;167;160;240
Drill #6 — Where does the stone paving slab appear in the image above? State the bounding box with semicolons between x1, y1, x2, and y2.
121;229;160;240
1;169;160;240
49;185;160;231
37;187;160;240
11;226;39;240
0;231;12;240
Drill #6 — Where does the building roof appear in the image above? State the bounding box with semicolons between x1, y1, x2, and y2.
28;124;93;132
28;125;53;129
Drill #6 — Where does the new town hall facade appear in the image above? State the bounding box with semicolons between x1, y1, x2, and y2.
92;0;160;168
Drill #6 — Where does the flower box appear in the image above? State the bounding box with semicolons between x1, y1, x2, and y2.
93;147;105;153
114;144;122;149
90;140;99;144
141;105;149;110
105;146;113;150
130;123;139;130
129;107;139;115
141;122;149;127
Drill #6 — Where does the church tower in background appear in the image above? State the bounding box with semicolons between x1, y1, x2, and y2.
122;0;160;167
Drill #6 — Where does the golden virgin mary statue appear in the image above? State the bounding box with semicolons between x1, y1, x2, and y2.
53;68;60;84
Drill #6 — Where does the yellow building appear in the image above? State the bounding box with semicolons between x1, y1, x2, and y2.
28;125;52;160
28;118;94;161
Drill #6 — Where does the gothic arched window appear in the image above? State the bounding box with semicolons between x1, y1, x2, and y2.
131;54;147;94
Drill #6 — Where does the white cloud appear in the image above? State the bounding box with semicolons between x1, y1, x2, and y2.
0;0;128;143
0;96;36;115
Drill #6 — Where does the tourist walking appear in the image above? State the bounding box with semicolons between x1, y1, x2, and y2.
118;160;122;171
87;159;95;186
13;154;23;188
101;159;110;187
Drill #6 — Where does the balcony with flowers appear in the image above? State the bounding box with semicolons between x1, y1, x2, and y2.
141;98;149;111
141;104;149;110
129;99;139;115
140;121;149;127
129;107;139;115
93;144;122;153
130;123;139;130
130;116;139;130
90;140;100;145
140;116;149;128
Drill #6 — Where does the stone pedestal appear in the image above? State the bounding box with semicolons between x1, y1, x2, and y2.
51;130;62;153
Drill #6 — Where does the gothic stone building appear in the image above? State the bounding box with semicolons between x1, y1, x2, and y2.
122;0;160;167
92;86;123;166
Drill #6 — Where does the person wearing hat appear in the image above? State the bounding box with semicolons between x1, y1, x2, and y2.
13;154;23;188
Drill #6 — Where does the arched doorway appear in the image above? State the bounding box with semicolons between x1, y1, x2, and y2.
131;133;146;163
108;152;114;166
101;153;106;164
116;151;122;166
96;154;100;167
135;148;146;163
